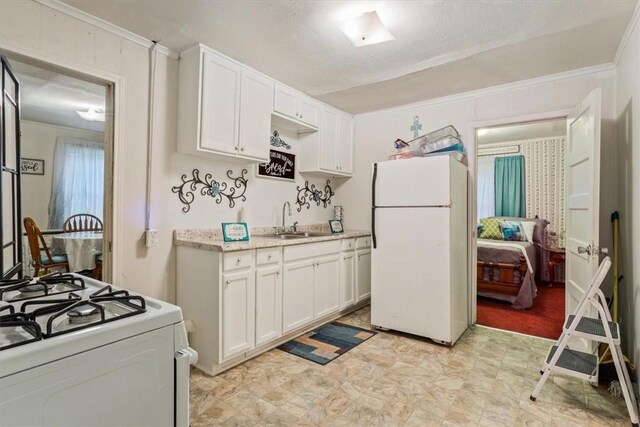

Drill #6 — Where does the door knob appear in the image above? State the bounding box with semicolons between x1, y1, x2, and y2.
578;245;591;255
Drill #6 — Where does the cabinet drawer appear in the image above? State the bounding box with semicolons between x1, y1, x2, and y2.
341;238;356;251
223;250;254;271
356;236;371;249
284;240;341;262
256;248;282;266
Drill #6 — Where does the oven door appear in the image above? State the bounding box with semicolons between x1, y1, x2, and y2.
0;326;175;426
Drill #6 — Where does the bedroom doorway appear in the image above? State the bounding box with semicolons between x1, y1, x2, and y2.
474;118;567;339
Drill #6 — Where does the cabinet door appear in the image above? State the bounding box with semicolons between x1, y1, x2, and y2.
340;252;355;309
298;97;319;127
282;259;315;333
200;51;241;155
274;85;298;120
338;115;354;174
221;270;255;360
255;265;282;346
319;109;339;172
314;254;340;318
356;250;371;302
238;70;273;162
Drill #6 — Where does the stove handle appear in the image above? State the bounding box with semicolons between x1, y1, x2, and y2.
175;347;198;427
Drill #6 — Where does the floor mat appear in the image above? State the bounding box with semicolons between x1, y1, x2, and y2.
277;322;377;365
476;284;565;340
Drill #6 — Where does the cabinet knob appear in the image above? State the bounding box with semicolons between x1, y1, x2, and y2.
343;256;348;260
236;258;241;264
276;270;280;275
296;112;299;117
268;254;272;259
234;146;239;151
225;280;230;285
300;114;303;119
240;146;245;152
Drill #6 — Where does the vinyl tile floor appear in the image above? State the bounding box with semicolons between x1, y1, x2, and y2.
190;306;630;426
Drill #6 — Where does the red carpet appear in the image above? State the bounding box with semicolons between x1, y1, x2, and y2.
476;285;565;340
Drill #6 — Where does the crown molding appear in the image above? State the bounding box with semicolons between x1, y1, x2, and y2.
614;1;640;65
34;0;179;59
356;62;615;118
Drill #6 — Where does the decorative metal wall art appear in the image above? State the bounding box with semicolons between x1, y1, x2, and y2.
411;115;422;138
270;130;291;150
172;169;248;213
295;180;334;212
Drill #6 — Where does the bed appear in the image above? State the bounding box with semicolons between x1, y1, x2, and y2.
476;217;548;309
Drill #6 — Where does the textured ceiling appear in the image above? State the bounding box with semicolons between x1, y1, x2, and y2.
478;119;566;145
61;0;637;113
11;60;106;132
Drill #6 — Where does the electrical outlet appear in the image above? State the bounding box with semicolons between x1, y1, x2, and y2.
144;229;159;248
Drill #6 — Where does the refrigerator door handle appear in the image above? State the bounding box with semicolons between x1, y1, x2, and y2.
372;163;378;248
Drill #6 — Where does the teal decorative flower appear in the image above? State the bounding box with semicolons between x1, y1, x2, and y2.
209;182;220;196
312;190;322;201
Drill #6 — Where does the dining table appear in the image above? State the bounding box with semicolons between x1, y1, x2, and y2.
51;231;103;272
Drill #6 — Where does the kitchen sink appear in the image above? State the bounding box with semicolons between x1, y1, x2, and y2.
254;231;333;239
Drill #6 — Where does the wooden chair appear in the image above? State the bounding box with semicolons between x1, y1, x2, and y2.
63;214;103;232
23;217;69;276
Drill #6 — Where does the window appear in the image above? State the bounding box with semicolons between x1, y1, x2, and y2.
48;137;104;229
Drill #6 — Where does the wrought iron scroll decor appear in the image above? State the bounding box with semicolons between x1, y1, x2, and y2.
270;130;291;150
172;169;248;213
295;180;334;212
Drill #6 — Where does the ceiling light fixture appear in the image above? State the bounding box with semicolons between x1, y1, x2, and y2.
76;108;105;122
340;11;394;47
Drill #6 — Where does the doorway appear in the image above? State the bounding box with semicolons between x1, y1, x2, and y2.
6;56;114;281
474;118;567;339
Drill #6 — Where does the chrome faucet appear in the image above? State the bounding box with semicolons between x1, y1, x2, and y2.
282;201;292;232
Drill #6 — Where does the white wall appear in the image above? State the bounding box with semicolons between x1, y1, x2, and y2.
0;0;334;302
615;12;640;369
345;68;617;293
20;120;104;228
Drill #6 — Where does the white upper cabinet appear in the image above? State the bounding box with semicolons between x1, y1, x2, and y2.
299;106;354;177
273;84;319;129
239;69;274;161
177;44;272;163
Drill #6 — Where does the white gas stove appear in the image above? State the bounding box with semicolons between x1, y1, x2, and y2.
0;273;197;427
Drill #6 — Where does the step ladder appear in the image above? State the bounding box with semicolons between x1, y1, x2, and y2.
530;257;639;426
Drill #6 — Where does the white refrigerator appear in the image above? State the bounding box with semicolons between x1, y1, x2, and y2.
371;154;468;345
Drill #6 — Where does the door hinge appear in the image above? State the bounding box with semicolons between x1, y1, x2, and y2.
108;241;113;253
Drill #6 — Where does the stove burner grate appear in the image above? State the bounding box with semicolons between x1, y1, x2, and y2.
0;313;43;350
0;273;86;302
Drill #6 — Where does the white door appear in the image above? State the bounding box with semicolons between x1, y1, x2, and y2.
371;207;452;342
314;254;340;318
565;88;602;345
338;115;354;174
221;270;255;360
273;85;298;119
340;252;355;309
319;109;339;172
200;51;241;155
282;259;315;333
374;156;452;207
356;249;371;301
255;265;282;346
238;69;273;162
298;97;319;127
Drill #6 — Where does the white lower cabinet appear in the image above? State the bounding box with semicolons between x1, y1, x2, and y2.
255;265;282;346
282;259;315;333
340;251;355;309
314;254;340;318
356;249;371;302
221;269;255;361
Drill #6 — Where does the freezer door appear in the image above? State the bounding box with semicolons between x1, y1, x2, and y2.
373;156;453;207
371;207;452;342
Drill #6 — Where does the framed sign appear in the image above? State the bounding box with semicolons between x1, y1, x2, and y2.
257;150;295;181
222;222;250;242
21;158;45;175
329;220;344;234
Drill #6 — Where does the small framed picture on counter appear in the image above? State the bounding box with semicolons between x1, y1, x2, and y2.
329;220;344;234
222;222;250;242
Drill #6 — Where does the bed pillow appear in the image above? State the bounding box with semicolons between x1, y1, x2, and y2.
479;218;503;240
499;220;528;241
498;216;549;244
520;220;536;243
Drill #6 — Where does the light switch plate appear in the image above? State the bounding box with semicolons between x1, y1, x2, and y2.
144;229;159;248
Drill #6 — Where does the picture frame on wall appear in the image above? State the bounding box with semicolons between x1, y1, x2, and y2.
257;150;296;181
221;222;250;242
20;158;45;175
329;220;344;234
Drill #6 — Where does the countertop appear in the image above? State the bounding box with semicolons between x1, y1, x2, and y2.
173;225;371;252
